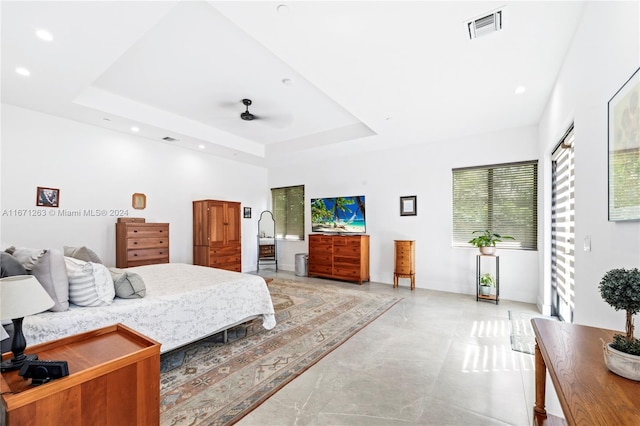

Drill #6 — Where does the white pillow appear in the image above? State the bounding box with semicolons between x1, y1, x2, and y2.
64;257;115;307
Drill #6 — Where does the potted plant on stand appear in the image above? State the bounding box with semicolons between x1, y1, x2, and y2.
599;267;640;381
468;230;514;255
479;273;495;296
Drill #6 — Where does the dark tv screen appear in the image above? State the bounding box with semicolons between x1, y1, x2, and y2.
311;195;366;234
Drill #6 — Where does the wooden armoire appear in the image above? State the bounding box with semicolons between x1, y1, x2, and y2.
193;199;242;272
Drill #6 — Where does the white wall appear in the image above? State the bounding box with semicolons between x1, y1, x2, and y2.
538;1;640;328
0;105;269;270
270;125;540;303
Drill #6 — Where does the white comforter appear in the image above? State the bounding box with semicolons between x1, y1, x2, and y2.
23;263;276;353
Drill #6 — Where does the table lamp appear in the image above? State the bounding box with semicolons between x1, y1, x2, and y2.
1;275;55;371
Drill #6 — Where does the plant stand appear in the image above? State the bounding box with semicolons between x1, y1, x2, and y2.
476;254;499;304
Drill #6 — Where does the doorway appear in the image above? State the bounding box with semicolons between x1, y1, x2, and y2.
551;125;575;322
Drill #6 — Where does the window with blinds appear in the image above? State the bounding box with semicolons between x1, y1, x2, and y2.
551;126;575;321
272;185;305;240
452;160;538;250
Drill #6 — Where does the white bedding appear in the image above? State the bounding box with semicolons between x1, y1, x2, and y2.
23;263;276;353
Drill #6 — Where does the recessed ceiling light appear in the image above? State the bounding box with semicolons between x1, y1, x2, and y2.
103;117;111;122
15;67;30;76
277;4;289;15
131;126;140;132
35;29;53;41
198;144;206;149
282;78;293;86
515;86;527;95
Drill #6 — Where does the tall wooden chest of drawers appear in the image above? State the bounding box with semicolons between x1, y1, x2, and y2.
308;234;370;284
193;199;242;272
394;240;415;290
116;222;170;268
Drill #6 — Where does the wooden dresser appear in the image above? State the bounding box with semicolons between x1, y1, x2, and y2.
116;221;170;268
308;234;370;284
193;199;242;272
394;240;415;290
1;324;160;425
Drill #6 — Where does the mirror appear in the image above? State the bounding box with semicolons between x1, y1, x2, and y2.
257;211;277;271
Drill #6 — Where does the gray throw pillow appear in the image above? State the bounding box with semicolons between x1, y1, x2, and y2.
0;252;27;277
109;268;146;299
64;246;103;264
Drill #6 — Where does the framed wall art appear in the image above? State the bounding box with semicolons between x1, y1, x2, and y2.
608;66;640;221
132;193;146;209
400;195;417;216
244;207;252;219
36;187;59;207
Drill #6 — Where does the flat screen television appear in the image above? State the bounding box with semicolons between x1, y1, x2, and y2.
311;195;366;234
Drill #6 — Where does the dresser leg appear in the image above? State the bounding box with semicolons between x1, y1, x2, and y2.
393;273;398;288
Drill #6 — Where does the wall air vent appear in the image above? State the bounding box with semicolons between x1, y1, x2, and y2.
468;10;502;40
162;136;180;142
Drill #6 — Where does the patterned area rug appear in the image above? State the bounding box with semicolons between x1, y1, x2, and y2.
159;278;402;425
509;310;557;355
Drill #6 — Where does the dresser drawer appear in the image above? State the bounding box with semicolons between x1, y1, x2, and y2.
333;266;361;280
308;265;332;275
127;237;169;249
334;245;361;257
127;248;169;262
126;225;168;238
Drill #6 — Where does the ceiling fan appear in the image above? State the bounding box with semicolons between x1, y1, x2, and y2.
240;98;256;121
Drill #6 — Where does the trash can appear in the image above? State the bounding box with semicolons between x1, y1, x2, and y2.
295;253;308;276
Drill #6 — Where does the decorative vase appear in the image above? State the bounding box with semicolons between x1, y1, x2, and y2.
603;342;640;381
480;285;491;296
479;246;496;255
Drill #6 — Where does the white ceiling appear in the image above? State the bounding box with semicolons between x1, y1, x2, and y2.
1;1;585;166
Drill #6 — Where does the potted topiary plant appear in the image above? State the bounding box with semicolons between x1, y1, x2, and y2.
468;230;514;255
598;267;640;381
479;273;495;296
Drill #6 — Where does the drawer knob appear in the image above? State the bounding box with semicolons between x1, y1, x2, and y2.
133;242;138;245
133;254;138;257
133;230;138;233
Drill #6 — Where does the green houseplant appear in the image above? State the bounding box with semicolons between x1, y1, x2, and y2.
468;230;514;255
599;267;640;381
479;273;495;296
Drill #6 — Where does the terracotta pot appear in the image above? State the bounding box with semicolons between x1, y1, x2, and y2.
479;246;496;255
603;342;640;381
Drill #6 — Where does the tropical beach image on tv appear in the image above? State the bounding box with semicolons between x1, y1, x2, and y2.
311;196;366;234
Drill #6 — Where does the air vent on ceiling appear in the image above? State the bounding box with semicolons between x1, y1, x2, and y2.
162;136;180;142
468;10;502;40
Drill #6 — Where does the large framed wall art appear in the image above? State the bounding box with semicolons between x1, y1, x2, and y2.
608;66;640;221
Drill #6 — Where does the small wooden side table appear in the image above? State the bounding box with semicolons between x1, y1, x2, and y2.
1;323;161;425
394;240;415;290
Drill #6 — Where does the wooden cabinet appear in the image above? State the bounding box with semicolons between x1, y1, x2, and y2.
116;222;169;268
308;234;370;284
1;324;160;426
193;200;241;272
394;240;415;290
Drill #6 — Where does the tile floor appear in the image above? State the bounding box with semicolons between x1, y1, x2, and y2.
240;271;562;426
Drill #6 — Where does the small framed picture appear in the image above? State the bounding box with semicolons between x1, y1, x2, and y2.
36;187;59;207
400;195;417;216
243;207;252;219
132;193;146;210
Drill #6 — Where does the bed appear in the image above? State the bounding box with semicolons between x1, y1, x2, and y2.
22;263;276;353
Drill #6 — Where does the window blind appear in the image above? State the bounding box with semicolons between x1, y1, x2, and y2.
272;185;305;240
551;126;575;321
452;160;538;250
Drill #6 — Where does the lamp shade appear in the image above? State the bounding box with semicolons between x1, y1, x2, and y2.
0;275;54;320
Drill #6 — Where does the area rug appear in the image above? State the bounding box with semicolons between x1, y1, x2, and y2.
159;278;402;425
509;310;557;355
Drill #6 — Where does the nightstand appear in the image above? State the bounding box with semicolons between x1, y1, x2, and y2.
1;324;160;425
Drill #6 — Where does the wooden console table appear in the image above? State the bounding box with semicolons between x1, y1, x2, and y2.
532;318;640;425
1;323;161;425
